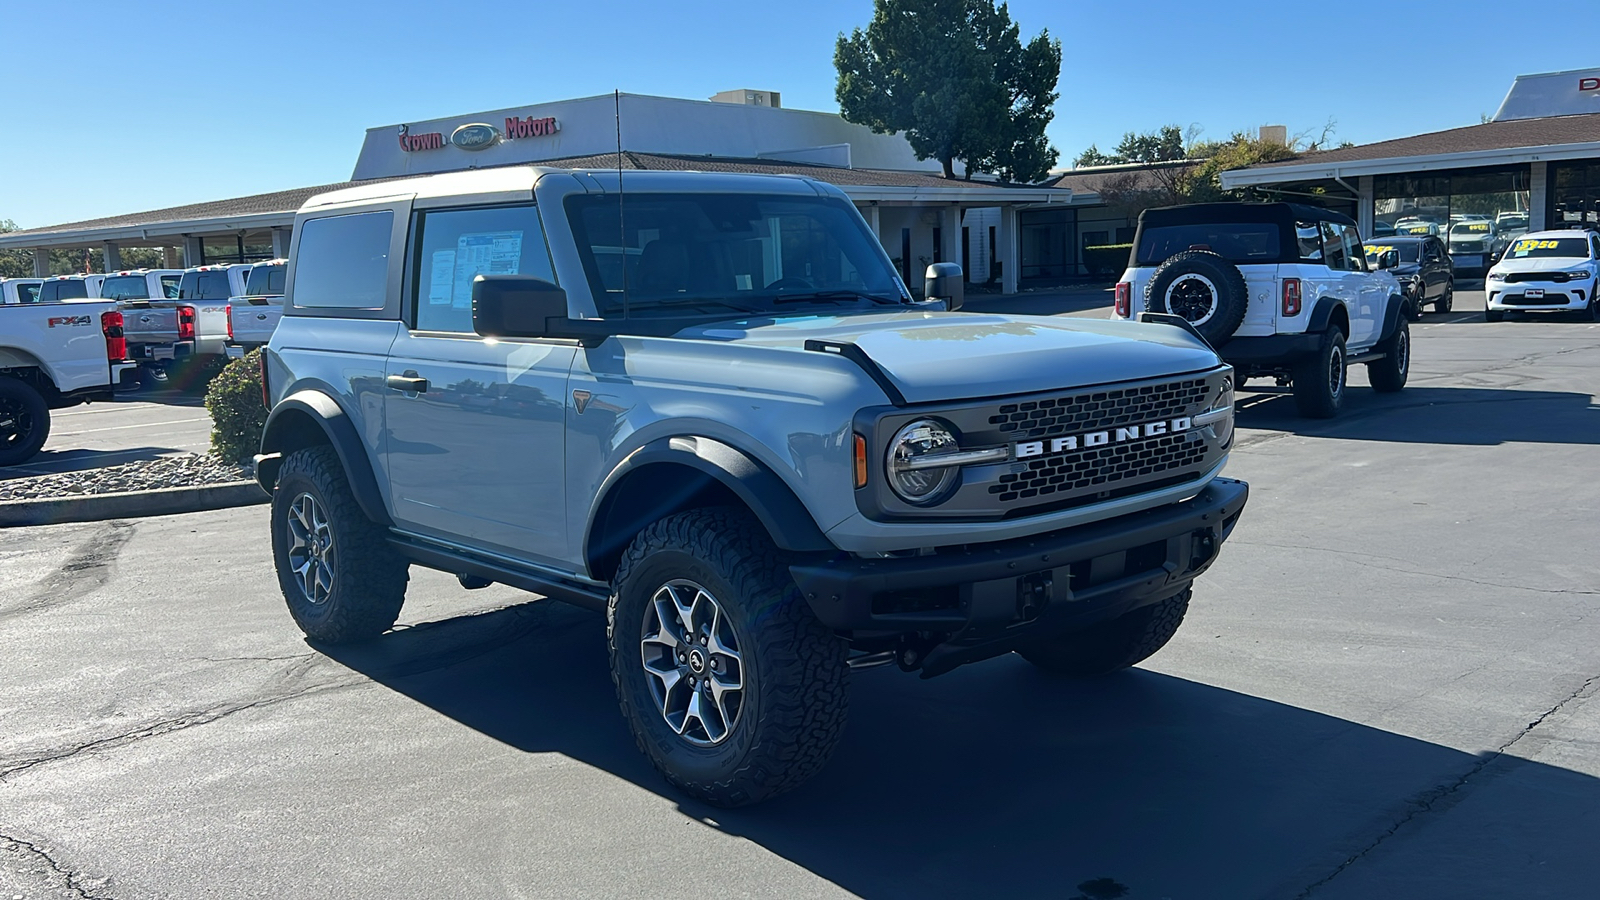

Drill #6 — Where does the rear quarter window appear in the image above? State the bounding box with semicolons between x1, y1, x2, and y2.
1137;223;1281;266
291;211;395;309
101;276;151;300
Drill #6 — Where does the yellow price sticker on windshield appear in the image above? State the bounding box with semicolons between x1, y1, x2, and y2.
1514;239;1559;251
1366;245;1395;255
1463;223;1490;232
1400;224;1432;234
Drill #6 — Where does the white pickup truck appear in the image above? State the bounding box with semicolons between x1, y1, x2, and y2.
0;278;45;305
0;297;137;466
226;258;286;355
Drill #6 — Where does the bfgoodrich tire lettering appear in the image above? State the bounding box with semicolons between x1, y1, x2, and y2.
608;507;848;807
271;445;408;643
0;378;50;467
1018;588;1192;675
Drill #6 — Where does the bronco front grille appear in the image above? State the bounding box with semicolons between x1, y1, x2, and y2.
989;377;1210;441
990;431;1210;504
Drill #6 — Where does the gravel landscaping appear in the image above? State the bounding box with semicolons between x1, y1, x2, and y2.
0;454;253;502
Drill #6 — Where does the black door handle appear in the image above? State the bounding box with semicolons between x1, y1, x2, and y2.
386;374;428;393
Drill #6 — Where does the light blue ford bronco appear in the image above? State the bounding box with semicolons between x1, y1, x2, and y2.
256;166;1249;806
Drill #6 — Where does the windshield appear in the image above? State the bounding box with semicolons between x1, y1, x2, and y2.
1136;223;1281;266
1451;222;1493;236
101;275;151;300
1502;237;1591;260
244;265;286;296
566;193;905;318
1364;242;1421;264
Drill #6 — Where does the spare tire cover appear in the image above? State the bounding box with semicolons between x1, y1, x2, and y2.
1144;250;1250;345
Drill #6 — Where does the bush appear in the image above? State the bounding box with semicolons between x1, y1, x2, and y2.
1082;243;1133;277
205;349;267;464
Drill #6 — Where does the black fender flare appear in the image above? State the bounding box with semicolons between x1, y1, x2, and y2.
258;390;392;526
1306;296;1349;335
585;435;833;575
1376;293;1407;344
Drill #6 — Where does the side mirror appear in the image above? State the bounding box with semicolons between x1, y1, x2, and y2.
1377;249;1400;270
924;262;964;311
472;275;569;338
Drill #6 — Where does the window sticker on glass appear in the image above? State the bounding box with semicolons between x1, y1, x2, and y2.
451;232;523;309
428;250;456;305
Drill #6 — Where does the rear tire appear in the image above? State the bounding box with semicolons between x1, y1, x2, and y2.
1435;282;1453;313
1367;317;1410;393
1485;307;1504;323
1587;283;1600;322
271;445;408;643
0;378;50;467
1018;589;1192;675
1292;329;1347;419
608;507;849;807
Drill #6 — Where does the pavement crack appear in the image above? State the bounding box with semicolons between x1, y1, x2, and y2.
0;521;136;622
0;830;117;899
1297;670;1600;898
0;679;363;784
1231;539;1600;596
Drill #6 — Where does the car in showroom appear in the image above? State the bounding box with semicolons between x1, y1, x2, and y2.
1394;218;1441;237
1364;235;1454;317
1484;229;1600;321
1446;219;1502;271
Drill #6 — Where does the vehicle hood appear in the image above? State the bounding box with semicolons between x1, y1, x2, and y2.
1492;257;1593;274
677;311;1220;404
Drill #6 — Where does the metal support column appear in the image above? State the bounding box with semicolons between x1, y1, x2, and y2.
1357;176;1375;238
939;206;961;278
32;249;48;277
999;206;1019;295
163;247;181;269
271;227;292;259
182;236;203;267
102;241;122;272
1529;162;1549;230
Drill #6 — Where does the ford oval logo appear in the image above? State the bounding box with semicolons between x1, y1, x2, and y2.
451;123;500;151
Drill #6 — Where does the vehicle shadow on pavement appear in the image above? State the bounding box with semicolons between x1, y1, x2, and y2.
1236;385;1600;446
320;599;1600;898
0;446;180;481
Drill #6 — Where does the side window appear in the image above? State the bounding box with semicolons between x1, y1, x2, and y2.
1319;222;1347;270
1296;221;1323;262
292;211;394;310
1591;235;1600;259
160;275;181;299
410;204;554;333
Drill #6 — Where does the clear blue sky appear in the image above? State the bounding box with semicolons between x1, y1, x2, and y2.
1;0;1589;229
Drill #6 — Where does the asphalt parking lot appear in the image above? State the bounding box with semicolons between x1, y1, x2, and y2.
3;287;1599;899
0;388;213;482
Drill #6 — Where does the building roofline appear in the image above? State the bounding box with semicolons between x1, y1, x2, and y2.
1220;138;1600;188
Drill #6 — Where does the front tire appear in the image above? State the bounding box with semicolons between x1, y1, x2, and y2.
1018;589;1192;675
1485;306;1504;323
1587;282;1600;322
0;378;50;467
1292;329;1347;418
608;507;848;807
271;445;408;643
1435;282;1453;313
1367;317;1410;393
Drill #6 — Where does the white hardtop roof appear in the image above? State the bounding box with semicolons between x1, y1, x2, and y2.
300;165;828;213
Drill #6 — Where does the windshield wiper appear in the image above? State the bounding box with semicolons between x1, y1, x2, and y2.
630;296;767;314
771;290;906;307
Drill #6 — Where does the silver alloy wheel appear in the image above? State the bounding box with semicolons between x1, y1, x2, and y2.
1165;274;1220;326
640;579;745;746
1327;342;1346;400
286;492;337;606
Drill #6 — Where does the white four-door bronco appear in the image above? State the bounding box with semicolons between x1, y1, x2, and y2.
1114;203;1411;418
257;167;1249;806
1484;229;1600;322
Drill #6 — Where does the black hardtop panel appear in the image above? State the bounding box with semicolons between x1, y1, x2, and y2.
1137;202;1357;229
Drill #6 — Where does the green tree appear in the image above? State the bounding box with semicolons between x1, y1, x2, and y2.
0;219;31;278
1181;132;1301;203
835;0;1062;182
1073;124;1190;168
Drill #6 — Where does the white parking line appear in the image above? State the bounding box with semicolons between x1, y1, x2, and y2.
52;417;210;437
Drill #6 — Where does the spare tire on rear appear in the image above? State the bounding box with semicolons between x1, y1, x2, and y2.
1144;250;1250;346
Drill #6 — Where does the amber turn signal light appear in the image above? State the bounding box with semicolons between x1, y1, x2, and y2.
853;433;868;488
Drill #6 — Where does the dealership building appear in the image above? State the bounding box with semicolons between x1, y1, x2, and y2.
1220;68;1600;243
0;90;1091;295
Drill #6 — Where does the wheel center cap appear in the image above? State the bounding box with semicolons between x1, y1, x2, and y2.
687;648;707;674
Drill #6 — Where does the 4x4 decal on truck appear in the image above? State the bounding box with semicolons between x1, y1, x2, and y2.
46;315;92;328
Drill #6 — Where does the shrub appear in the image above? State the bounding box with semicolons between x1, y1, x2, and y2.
1082;243;1134;277
205;348;267;464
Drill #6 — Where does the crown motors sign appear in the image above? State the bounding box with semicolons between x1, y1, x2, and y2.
398;116;561;153
1582;77;1600;92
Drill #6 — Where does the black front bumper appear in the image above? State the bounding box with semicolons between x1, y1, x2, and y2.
790;478;1248;676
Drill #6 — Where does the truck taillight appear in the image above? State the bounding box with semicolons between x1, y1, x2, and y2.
178;305;196;340
100;310;126;361
1282;278;1302;316
1114;282;1131;318
225;304;234;340
259;350;271;410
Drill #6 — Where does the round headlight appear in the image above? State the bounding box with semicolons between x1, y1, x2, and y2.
887;419;960;504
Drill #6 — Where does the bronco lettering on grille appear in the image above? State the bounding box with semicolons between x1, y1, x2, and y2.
1014;417;1194;460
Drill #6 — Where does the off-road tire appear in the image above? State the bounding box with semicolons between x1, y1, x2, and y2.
0;378;50;467
1145;251;1250;345
271;445;408;643
1018;588;1192;675
1367;314;1410;394
138;362;170;388
1586;283;1600;322
608;507;849;807
1291;329;1347;418
1435;282;1453;313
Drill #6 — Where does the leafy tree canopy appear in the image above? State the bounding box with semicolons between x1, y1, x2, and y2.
836;0;1062;183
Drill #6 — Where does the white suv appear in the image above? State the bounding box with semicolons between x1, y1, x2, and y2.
1484;230;1600;322
1114;202;1409;418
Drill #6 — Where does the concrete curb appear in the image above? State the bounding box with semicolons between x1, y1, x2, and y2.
0;481;269;528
